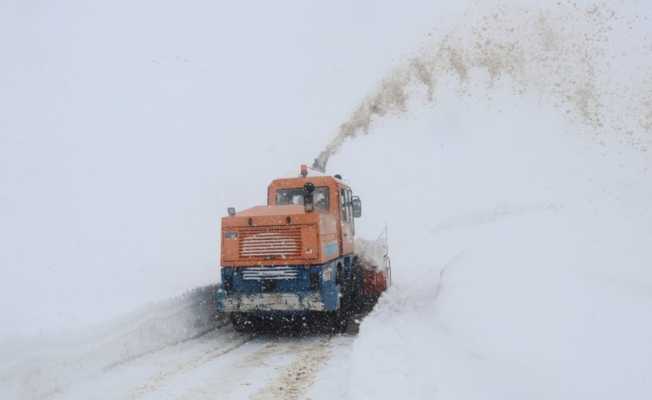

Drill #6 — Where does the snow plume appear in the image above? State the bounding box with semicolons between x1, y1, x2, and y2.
313;1;651;172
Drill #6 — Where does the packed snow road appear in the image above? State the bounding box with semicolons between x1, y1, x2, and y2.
56;327;352;400
0;287;355;400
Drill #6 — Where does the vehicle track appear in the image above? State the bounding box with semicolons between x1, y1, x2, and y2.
7;291;362;400
103;321;232;372
160;334;339;400
120;315;364;399
131;331;255;399
250;336;333;400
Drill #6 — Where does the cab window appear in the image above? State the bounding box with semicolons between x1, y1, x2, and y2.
341;188;352;222
276;187;330;212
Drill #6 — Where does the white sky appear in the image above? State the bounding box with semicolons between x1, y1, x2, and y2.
0;1;472;338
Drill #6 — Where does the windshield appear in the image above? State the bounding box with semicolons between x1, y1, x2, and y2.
276;187;330;211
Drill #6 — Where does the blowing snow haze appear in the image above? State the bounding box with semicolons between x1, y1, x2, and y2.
1;0;435;337
2;0;652;399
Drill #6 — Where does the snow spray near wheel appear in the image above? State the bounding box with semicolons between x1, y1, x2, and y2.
312;1;652;172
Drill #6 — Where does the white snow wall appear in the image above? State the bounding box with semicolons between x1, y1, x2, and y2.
0;286;225;400
316;2;652;399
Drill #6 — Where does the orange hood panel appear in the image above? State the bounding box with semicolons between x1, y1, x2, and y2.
235;205;305;217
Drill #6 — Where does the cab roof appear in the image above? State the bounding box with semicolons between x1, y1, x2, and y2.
269;175;348;189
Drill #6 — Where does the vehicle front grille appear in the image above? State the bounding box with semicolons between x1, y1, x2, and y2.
238;226;302;259
241;266;299;280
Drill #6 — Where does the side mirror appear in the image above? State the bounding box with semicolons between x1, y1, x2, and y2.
352;196;362;218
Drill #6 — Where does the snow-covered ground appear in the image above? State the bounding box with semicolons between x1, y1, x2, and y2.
346;98;652;398
333;3;652;399
2;0;652;399
0;292;355;400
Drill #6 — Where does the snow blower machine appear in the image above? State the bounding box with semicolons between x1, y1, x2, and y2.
216;165;390;332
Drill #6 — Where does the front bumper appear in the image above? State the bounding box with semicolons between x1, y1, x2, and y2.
217;290;334;313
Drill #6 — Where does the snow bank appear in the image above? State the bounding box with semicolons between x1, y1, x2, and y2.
0;286;224;400
325;3;652;398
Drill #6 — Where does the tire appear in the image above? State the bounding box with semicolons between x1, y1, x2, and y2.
323;310;347;333
231;313;255;333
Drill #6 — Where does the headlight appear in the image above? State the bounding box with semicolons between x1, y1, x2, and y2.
322;268;333;282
